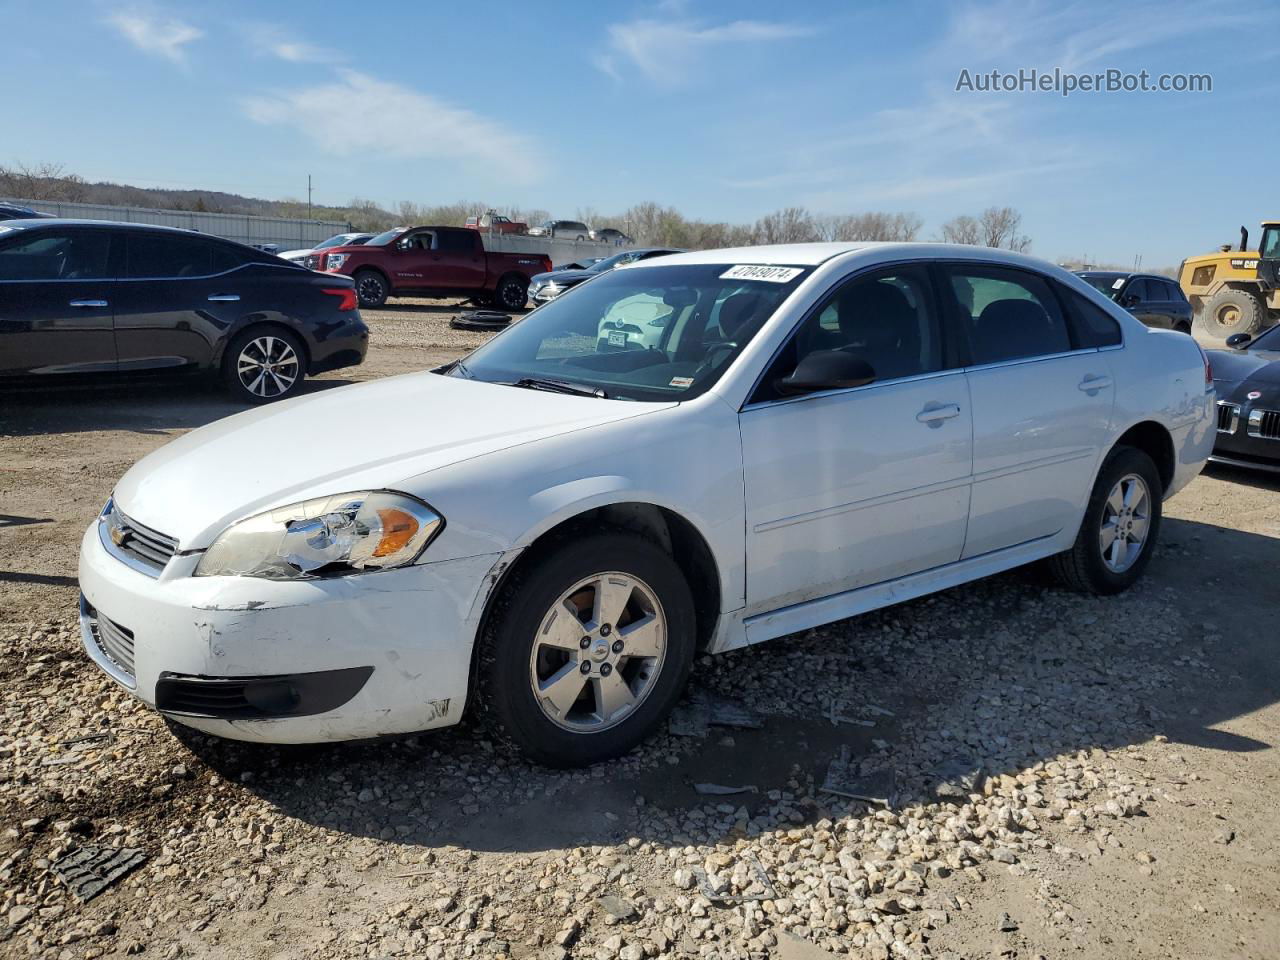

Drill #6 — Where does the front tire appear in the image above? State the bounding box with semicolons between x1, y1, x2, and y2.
476;532;696;767
354;269;388;308
222;327;306;404
1202;288;1265;337
1048;446;1162;595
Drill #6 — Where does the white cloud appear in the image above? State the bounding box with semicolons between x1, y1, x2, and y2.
242;23;341;64
105;8;202;64
242;70;541;181
596;17;812;87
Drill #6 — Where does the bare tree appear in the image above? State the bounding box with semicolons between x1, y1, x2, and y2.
0;161;88;202
940;214;981;245
754;207;819;245
979;206;1031;252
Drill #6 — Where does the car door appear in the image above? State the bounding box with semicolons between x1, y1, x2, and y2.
386;229;436;288
430;230;486;289
943;263;1115;558
1121;278;1166;328
0;225;117;375
112;231;246;370
740;263;973;615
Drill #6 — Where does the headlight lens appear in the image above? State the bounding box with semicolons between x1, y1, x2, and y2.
195;491;443;580
326;253;350;270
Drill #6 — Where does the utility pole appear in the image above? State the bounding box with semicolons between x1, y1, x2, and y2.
307;175;312;219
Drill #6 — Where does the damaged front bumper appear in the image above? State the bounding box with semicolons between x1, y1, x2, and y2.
78;521;501;743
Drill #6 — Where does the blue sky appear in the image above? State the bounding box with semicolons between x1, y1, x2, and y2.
3;0;1277;265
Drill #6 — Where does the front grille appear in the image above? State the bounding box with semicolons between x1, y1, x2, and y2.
106;505;178;574
1216;401;1240;434
86;604;136;680
1248;408;1280;440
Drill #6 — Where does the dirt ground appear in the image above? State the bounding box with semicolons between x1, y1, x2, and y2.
1;302;1277;960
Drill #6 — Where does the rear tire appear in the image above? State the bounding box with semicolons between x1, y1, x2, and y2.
495;275;529;311
1202;288;1265;337
475;531;696;767
1048;446;1162;595
222;327;306;404
354;269;388;308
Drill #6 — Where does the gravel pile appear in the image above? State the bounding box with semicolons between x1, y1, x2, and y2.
0;570;1218;959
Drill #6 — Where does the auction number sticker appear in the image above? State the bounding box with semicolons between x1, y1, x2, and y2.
720;265;804;283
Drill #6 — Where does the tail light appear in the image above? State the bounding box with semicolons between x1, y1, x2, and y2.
322;287;358;312
1195;340;1212;385
540;255;553;273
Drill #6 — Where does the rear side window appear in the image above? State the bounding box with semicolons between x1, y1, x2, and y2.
127;232;219;279
1060;287;1123;347
435;231;476;253
944;265;1071;364
1163;279;1186;301
0;229;111;280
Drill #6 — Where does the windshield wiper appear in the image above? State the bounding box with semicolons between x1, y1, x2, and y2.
511;377;609;399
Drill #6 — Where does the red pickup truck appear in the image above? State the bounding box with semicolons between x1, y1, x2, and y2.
319;226;550;310
464;211;528;235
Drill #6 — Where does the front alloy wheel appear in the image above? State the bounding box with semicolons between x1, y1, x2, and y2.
477;531;695;767
529;572;667;732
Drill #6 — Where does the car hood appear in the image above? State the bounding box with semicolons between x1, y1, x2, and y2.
113;372;670;550
1209;348;1280;385
531;269;594;286
278;248;311;260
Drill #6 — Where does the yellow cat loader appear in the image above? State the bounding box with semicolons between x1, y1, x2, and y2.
1178;223;1280;337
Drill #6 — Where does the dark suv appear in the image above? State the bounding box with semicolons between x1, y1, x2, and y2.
0;219;367;403
1076;271;1193;334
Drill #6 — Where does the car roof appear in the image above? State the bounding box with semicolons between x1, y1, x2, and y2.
628;241;1061;270
0;217;233;238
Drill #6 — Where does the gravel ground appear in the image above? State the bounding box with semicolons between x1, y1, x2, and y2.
1;302;1277;959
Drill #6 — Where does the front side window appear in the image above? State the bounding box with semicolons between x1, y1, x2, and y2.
127;232;220;279
1122;278;1151;303
753;265;944;403
453;263;812;402
0;229;111;280
946;264;1071;365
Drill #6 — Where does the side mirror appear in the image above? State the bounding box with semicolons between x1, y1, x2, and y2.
1226;333;1252;349
1120;293;1140;308
777;351;875;396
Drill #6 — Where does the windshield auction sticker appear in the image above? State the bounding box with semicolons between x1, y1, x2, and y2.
720;265;804;283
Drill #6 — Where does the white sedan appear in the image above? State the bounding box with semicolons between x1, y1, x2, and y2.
79;243;1215;766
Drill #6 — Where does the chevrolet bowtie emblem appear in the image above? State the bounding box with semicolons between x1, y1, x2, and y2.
109;525;126;547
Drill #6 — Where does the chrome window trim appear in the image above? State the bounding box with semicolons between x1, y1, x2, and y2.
741;366;964;412
1217;400;1240;435
962;347;1101;374
0;258;302;284
1247;408;1278;440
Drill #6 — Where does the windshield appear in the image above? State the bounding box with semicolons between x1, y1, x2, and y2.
367;228;405;247
451;263;812;402
586;250;646;274
1077;274;1125;300
315;234;355;250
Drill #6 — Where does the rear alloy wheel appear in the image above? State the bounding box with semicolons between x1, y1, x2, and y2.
223;328;305;404
1202;288;1265;337
477;532;695;767
354;269;389;308
1048;446;1162;594
496;275;529;311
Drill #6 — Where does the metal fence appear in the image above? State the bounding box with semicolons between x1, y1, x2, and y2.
2;197;350;251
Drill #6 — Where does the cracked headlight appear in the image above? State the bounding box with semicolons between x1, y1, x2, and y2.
195;491;443;580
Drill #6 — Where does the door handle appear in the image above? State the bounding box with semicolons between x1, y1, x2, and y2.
916;403;961;424
207;294;240;302
1078;375;1112;392
68;299;108;308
